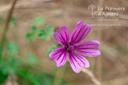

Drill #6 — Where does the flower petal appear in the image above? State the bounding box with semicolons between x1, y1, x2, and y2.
71;23;91;44
54;26;70;46
76;21;84;27
49;48;67;68
69;52;90;73
75;40;100;57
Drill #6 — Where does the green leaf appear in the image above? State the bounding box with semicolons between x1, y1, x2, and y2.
11;17;17;26
35;73;69;85
47;45;58;54
0;62;8;84
6;42;19;56
3;66;14;74
45;35;50;41
18;69;40;85
34;17;44;26
27;55;37;65
26;33;35;42
31;26;37;34
36;74;53;85
10;58;21;69
38;29;46;38
47;25;54;36
0;58;21;78
0;68;8;83
0;47;2;55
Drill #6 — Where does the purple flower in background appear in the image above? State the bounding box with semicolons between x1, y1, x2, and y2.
49;21;100;73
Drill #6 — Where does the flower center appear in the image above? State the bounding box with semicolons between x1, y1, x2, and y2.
64;43;74;52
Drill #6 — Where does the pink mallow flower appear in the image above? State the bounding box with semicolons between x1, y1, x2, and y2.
49;21;100;73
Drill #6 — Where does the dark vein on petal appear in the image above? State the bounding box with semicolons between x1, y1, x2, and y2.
52;49;62;56
77;47;98;49
55;33;64;45
76;54;85;66
73;27;82;42
56;51;64;60
64;31;69;43
78;50;98;53
59;52;66;65
76;27;88;43
60;32;66;44
71;53;81;68
70;53;77;69
58;34;65;45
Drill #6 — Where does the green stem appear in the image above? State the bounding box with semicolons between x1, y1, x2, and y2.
0;0;17;60
53;65;66;85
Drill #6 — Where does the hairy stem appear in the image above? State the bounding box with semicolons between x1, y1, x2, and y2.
0;0;18;60
82;69;102;85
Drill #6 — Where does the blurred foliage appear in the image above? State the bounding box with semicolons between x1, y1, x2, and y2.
18;70;69;85
0;64;8;83
38;29;46;38
0;16;69;85
35;73;68;85
6;42;19;56
27;54;38;65
26;32;36;42
18;69;40;85
0;41;20;83
31;26;37;34
11;17;17;27
26;16;54;42
34;17;44;26
47;45;58;55
47;25;54;36
0;47;2;55
0;57;21;83
36;74;53;85
0;41;65;85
